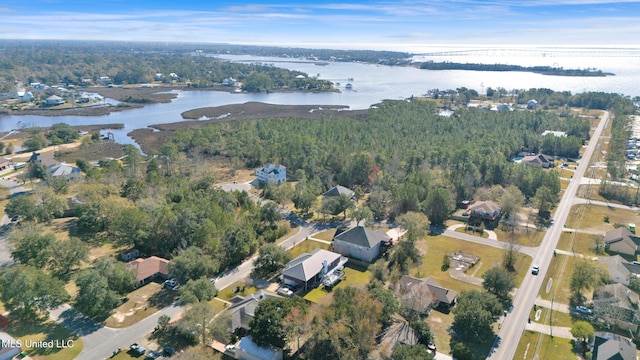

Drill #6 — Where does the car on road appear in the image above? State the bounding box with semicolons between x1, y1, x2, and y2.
531;265;540;275
576;305;593;315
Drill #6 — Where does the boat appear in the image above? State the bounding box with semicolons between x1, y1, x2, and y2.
345;83;353;90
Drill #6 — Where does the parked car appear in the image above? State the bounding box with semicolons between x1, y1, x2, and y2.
576;305;593;315
130;343;146;356
164;279;178;290
145;350;162;359
277;286;293;297
531;265;540;275
427;343;436;354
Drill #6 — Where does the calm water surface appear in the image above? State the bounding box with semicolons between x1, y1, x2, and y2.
2;50;639;147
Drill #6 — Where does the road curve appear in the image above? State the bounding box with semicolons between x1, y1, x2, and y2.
488;111;609;359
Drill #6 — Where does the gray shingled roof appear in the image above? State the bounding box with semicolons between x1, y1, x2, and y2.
592;332;636;360
229;290;281;331
333;226;390;249
322;185;355;198
281;249;342;282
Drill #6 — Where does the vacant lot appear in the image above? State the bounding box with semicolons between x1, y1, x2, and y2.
566;204;638;233
414;235;531;294
556;232;604;257
6;320;84;360
288;239;331;259
105;282;175;328
515;330;575;360
538;254;577;304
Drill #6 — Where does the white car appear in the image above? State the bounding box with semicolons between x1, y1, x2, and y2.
531;265;540;275
277;287;294;297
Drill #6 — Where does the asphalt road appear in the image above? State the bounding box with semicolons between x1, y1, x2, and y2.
487;111;609;359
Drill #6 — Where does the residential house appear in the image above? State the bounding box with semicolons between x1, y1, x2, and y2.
229;290;282;332
222;77;236;86
256;164;286;185
521;153;554;168
281;249;348;291
236;336;283;360
593;283;640;332
120;249;140;262
44;95;65;106
29;152;59;168
598;255;640;285
127;256;170;286
0;158;12;171
591;332;637;360
399;275;457;311
541;130;567;137
466;200;501;229
49;162;82;179
332;226;391;263
526;99;538;110
322;185;355;200
14;91;34;102
604;227;640;257
0;331;21;360
63;196;84;217
99;76;111;83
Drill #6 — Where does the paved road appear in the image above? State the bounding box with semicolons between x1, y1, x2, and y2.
488;111;609;359
0;177;26;270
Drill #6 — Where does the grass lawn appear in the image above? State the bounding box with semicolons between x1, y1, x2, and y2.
413;235;532;294
556;232;605;257
311;229;336;242
560;179;570;191
514;331;576;360
5;319;84;360
566;204;639;233
216;281;258;301
455;227;489;238
288;239;331;259
426;310;454;355
538;254;576;304
303;265;371;305
529;307;575;328
105;282;176;328
493;227;545;247
276;221;300;244
576;185;609;203
208;298;230;313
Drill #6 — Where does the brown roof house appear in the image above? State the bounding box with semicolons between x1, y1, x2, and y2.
399;275;457;312
466;200;502;229
591;332;637;360
604;227;640;257
281;249;348;291
333;226;391;263
521;153;554;168
593;283;640;333
127;256;170;287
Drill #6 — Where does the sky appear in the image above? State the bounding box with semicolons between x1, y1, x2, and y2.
1;0;640;52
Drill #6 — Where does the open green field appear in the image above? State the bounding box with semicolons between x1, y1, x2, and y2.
576;184;609;203
556;231;604;257
310;229;336;241
529;306;575;328
105;282;176;328
414;235;532;294
5;320;84;360
515;331;576;360
494;227;546;247
565;204;638;233
538;254;576;304
288;239;331;259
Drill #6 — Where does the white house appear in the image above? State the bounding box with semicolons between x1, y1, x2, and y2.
333;226;391;263
14;91;34;102
44;95;65;106
256;164;286;185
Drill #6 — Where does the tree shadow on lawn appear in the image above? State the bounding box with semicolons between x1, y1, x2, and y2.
7;318;80;357
56;307;104;336
147;286;179;309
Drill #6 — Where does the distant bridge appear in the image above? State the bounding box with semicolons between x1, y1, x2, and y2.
415;48;640;58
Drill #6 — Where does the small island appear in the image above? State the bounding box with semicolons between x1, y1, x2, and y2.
418;61;614;77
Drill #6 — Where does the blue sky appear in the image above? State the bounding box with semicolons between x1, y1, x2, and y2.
1;0;640;51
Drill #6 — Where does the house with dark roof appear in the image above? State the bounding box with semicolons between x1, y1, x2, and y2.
604;227;640;257
322;185;355;200
333;226;391;263
593;283;640;333
598;255;640;285
591;332;637;360
399;275;457;310
521;153;554;168
281;249;348;291
256;163;286;185
229;290;282;332
466;200;501;229
127;256;170;287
